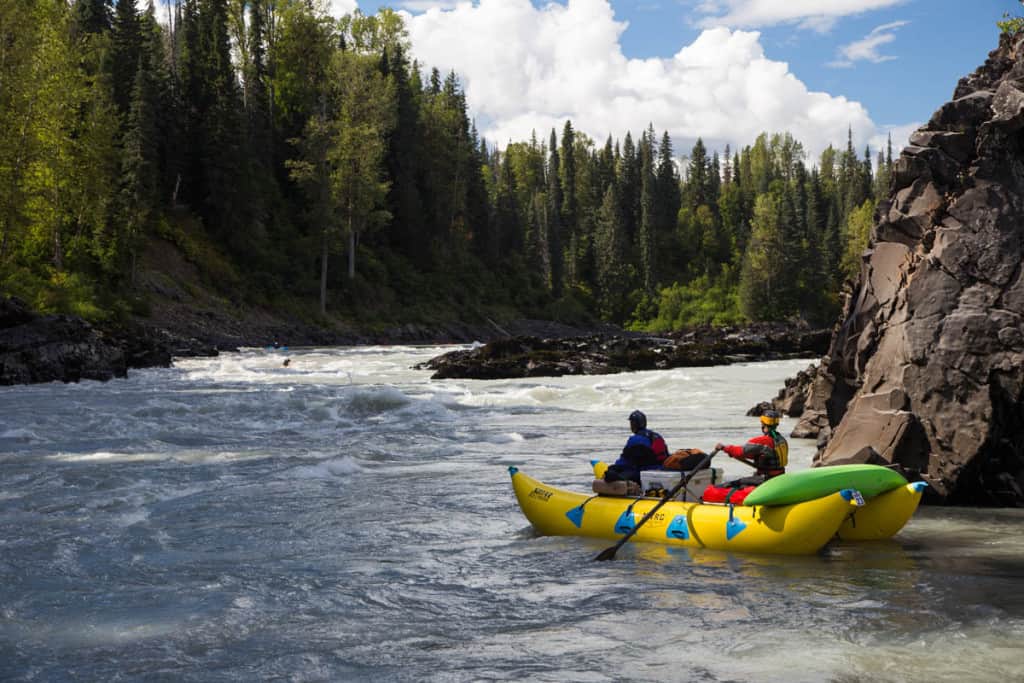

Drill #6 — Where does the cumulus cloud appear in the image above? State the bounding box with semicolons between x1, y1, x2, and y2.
399;0;882;160
694;0;907;33
828;21;908;68
395;1;463;9
327;0;358;19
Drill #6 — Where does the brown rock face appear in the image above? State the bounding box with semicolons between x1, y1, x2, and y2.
814;33;1024;505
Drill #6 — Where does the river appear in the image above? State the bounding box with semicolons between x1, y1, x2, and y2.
1;345;1022;682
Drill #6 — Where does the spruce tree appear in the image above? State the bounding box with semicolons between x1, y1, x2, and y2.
685;137;709;211
110;0;142;116
73;0;113;37
655;131;681;278
118;50;160;284
594;182;628;320
547;129;563;297
638;130;656;294
619;132;639;246
383;46;427;265
560;120;577;284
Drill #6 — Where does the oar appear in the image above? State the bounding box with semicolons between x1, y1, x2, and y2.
594;448;719;562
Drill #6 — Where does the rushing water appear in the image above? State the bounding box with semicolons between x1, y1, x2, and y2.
1;346;1022;682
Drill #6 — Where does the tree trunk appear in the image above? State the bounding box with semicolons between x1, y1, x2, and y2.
320;225;328;315
347;209;355;280
348;232;355;279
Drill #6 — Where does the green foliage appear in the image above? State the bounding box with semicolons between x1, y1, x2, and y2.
998;3;1024;35
840;199;876;282
633;271;745;332
1;266;105;320
739;193;783;321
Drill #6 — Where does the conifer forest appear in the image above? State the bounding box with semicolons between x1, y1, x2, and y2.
0;1;896;331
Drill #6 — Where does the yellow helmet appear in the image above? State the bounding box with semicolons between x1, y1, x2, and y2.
760;410;780;427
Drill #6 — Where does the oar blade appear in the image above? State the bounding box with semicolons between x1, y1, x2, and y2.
594;545;619;561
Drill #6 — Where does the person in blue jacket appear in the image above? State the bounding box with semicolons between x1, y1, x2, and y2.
593;410;669;495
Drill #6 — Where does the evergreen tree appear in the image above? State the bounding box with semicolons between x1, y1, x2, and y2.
117;48;160;283
638;130;656;294
655;131;681;276
708;151;722;207
383;46;427;266
803;168;834;321
546;128;563;297
73;0;113;37
594;182;628;320
619;132;639;246
110;0;142;116
560;120;578;284
684;137;709;211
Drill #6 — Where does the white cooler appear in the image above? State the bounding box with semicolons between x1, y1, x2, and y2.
640;468;722;501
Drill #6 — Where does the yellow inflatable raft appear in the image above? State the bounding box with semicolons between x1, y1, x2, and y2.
509;466;863;556
591;461;927;541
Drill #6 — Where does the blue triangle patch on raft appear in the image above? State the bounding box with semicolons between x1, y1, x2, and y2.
726;505;747;540
565;505;585;528
667;515;689;540
614;509;635;535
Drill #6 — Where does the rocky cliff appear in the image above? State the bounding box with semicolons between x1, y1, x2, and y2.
794;33;1024;506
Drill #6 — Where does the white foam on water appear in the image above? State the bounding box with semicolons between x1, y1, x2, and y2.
0;428;40;442
487;432;525;444
286;455;362;480
47;451;171;464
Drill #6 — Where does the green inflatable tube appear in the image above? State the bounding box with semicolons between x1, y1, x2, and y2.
743;464;908;507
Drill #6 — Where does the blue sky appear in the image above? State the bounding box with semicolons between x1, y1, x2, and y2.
335;0;1019;160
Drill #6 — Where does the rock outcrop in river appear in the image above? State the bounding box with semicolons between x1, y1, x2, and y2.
780;33;1024;506
419;323;829;379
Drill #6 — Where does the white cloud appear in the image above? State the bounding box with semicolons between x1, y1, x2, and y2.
397;1;463;9
694;0;907;33
327;0;358;19
828;20;908;68
398;0;881;160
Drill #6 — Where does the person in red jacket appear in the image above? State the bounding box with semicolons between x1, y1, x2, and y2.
715;410;788;485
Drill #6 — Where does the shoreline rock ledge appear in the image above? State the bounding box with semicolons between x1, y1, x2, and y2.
0;297;127;385
775;33;1024;506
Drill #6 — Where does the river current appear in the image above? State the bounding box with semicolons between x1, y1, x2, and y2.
1;345;1022;682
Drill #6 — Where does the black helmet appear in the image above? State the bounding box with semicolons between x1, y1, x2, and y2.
628;410;647;430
